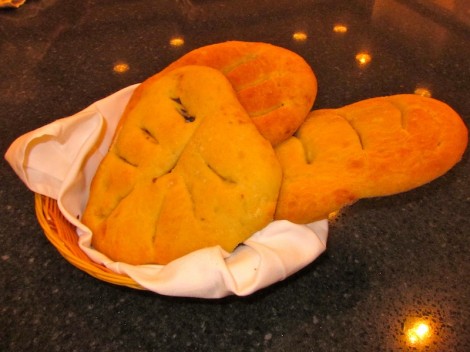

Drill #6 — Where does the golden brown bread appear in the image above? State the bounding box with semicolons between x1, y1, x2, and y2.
82;65;282;265
154;41;317;146
274;94;468;223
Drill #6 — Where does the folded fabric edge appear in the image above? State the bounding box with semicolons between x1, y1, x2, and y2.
76;219;328;298
4;107;100;198
6;81;330;299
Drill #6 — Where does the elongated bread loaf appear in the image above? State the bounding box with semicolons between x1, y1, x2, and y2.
275;94;468;223
82;65;282;265
154;41;317;145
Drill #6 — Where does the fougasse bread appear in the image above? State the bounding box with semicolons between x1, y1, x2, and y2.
153;41;317;146
81;65;282;265
275;94;468;223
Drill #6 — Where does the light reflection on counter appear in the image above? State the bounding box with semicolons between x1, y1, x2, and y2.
405;319;433;346
404;317;434;348
414;87;432;97
113;61;130;74
292;31;308;42
355;52;372;66
328;210;340;221
333;24;348;33
389;299;454;351
170;36;185;47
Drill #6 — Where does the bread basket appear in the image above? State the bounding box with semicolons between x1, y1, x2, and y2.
5;82;328;298
34;193;145;290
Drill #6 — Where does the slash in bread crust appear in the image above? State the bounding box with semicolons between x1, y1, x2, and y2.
82;66;282;265
155;41;317;146
275;94;468;223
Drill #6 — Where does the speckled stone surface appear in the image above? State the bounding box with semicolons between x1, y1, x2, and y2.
1;1;469;351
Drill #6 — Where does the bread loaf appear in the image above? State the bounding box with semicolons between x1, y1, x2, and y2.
154;41;317;145
82;65;282;265
275;94;468;223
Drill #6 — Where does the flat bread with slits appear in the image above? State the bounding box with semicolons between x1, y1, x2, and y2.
82;65;282;265
154;41;317;146
274;94;468;223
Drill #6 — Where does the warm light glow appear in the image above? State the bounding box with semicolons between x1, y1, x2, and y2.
406;320;432;346
355;52;372;66
416;323;430;336
170;37;185;47
333;24;348;33
414;87;432;97
113;62;130;73
292;31;308;42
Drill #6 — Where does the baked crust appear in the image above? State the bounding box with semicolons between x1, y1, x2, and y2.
275;94;468;223
82;65;282;265
154;41;317;146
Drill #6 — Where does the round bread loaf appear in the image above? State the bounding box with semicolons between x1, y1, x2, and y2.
275;94;468;223
82;65;282;265
155;41;317;146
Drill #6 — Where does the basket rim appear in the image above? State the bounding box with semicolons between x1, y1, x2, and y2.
34;193;146;290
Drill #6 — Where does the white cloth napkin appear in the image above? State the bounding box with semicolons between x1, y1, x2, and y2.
5;84;328;298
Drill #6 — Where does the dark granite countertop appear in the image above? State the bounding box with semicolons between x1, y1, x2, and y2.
1;1;469;351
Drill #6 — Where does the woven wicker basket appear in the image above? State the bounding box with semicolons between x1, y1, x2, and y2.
34;193;145;290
